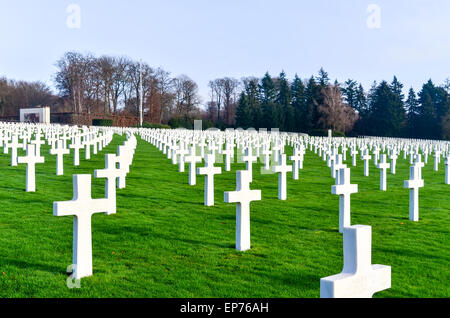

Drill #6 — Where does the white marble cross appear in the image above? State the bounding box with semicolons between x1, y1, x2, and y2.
178;142;188;173
404;165;424;222
409;149;415;165
197;154;222;206
389;150;398;174
362;149;372;177
224;170;261;252
69;137;83;166
351;147;358;167
17;144;45;192
332;167;358;233
377;154;390;191
342;144;348;161
289;147;302;180
222;143;233;172
445;156;450;185
94;154;121;215
414;154;424;180
50;139;70;175
185;146;202;186
117;145;132;189
53;174;113;280
373;147;381;166
31;132;45;157
261;145;271;171
333;154;346;180
434;150;441;171
273;154;292;200
272;143;282;164
8;135;23;167
320;225;391;298
84;136;91;160
243;147;257;182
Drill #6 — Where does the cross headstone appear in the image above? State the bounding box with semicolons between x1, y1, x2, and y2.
445;156;450;185
289;147;302;180
377;154;390;191
389;150;398;174
224;170;261;252
50;139;70;175
178;142;188;173
261;145;271;171
197;154;222;206
434;150;441;171
414;154;424;180
8;135;23;167
320;225;391;298
362;149;372;177
185;146;202;186
222;143;233;172
17;144;45;192
53;174;113;279
243;147;257;182
333;154;346;181
332;167;358;233
404;165;424;222
70;137;83;166
94;154;121;215
273;154;292;200
84;137;91;160
31;132;45;157
351;147;358;167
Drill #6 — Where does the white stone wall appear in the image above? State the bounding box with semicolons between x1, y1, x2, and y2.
19;107;50;124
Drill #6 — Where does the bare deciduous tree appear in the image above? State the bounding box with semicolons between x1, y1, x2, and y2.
317;85;358;133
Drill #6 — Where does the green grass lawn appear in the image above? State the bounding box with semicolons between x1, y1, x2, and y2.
0;133;448;297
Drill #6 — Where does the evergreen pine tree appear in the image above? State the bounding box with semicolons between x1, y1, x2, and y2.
276;71;294;131
304;76;321;133
355;84;367;113
316;67;330;87
390;76;405;101
247;79;262;129
291;74;306;132
405;88;419;137
259;72;277;129
369;81;405;137
235;91;252;129
342;79;358;110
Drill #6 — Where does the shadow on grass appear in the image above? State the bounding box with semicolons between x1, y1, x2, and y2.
0;258;64;275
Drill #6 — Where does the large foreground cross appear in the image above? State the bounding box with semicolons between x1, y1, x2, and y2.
224;170;261;252
53;174;113;279
320;225;391;298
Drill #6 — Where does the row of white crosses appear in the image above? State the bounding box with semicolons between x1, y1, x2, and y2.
53;132;137;280
318;135;450;297
139;129;306;255
141;129;283;205
0;122;129;281
4;123;115;192
138;128;449;298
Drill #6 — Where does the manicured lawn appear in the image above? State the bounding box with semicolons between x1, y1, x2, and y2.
0;133;448;297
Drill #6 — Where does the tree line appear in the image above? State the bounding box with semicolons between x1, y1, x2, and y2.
0;51;448;139
234;70;449;139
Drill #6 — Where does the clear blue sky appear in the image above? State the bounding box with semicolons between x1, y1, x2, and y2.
0;0;449;105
